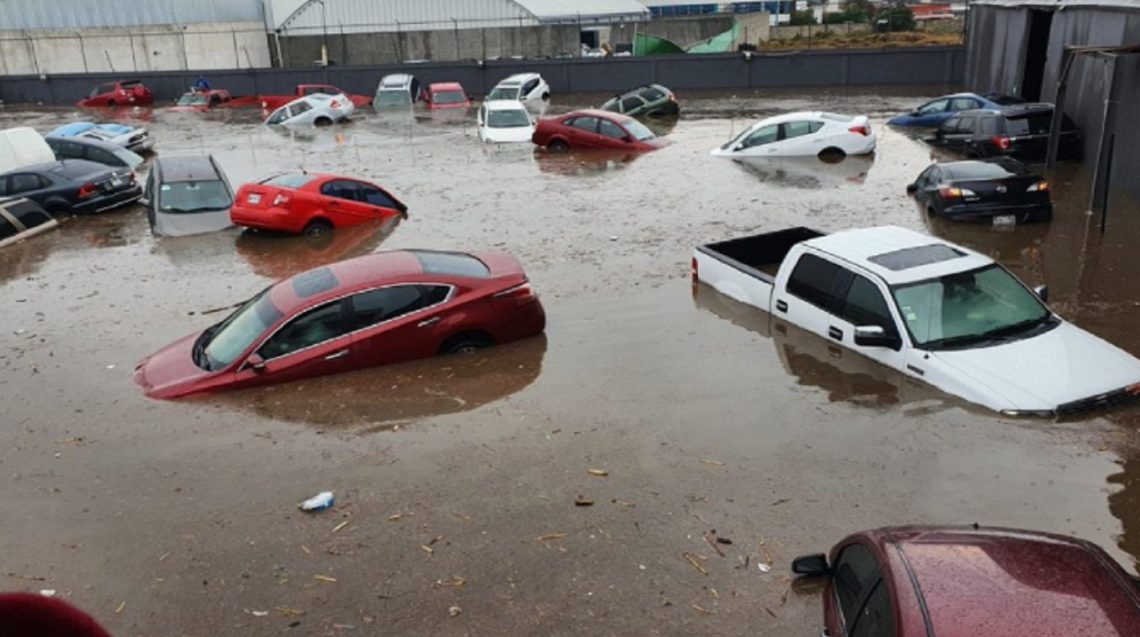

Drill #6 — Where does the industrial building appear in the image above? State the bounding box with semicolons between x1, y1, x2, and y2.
966;0;1140;207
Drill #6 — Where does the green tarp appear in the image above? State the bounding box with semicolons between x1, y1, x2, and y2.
633;20;740;56
633;33;684;56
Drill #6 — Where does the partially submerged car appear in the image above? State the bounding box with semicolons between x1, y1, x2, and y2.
908;158;1052;225
143;155;235;237
477;100;535;143
532;109;666;152
134;250;547;399
692;225;1140;416
601;84;679;118
0;127;55;174
260;84;372;111
168;89;250;112
78;80;153;108
48;122;153;154
887;92;1023;128
486;73;550;108
927;103;1082;162
0;197;57;248
0;159;140;215
712;112;874;159
373;74;421;109
792;526;1140;637
46;135;144;170
265;94;354;127
425;82;470;110
231;172;406;236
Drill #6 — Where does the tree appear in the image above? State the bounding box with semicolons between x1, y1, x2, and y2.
789;10;818;26
876;6;917;31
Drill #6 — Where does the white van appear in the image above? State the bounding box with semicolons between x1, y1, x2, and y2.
0;128;54;174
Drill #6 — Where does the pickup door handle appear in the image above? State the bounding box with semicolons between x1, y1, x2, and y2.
417;316;441;328
828;326;843;341
324;349;349;361
775;300;789;313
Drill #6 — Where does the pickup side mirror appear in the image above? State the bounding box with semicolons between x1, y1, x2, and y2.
246;352;267;373
791;553;831;576
1034;285;1049;303
854;325;902;350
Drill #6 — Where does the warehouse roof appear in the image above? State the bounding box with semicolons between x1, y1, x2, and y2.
269;0;650;34
0;0;264;29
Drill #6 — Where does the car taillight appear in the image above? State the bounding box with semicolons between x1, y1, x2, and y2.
330;99;342;108
938;185;976;199
272;193;291;207
992;135;1012;150
669;93;677;102
494;282;537;302
77;182;98;199
1027;180;1049;192
849;125;870;136
691;256;698;280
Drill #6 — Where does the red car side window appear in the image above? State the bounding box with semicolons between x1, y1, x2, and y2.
348;286;428;331
833;544;881;624
850;580;895;637
259;301;348;360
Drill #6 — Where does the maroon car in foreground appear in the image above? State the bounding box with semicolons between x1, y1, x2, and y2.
532;109;667;152
135;250;545;399
793;526;1140;637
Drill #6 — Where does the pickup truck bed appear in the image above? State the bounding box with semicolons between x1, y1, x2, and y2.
694;227;822;309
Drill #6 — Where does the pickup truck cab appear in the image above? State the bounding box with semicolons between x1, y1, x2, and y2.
692;225;1140;416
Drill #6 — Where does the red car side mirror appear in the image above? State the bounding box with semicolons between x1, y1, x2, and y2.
246;353;267;373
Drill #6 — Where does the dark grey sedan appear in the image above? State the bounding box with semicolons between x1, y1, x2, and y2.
46;135;144;170
0;160;141;214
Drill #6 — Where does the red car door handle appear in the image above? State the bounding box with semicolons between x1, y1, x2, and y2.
417;317;440;328
324;349;349;361
328;200;341;207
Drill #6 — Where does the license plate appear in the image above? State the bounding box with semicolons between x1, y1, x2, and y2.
111;176;124;187
993;215;1016;226
248;193;262;204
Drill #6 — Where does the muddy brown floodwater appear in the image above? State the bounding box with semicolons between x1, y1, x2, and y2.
2;87;1139;636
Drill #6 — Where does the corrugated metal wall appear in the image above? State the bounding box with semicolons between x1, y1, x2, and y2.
0;0;265;29
269;0;538;34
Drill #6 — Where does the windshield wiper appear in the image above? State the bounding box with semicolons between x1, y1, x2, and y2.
980;314;1054;340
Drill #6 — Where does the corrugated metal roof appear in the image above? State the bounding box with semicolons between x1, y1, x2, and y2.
271;0;650;33
0;0;265;29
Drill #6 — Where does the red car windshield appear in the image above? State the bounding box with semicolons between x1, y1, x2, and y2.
433;91;466;104
198;287;283;371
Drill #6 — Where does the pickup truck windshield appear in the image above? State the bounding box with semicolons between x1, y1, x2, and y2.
892;264;1052;350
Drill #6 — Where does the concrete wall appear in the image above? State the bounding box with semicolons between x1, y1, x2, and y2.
917;18;965;35
0;23;272;75
0;46;965;106
769;23;872;40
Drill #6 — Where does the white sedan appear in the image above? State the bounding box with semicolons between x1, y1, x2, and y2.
265;94;354;127
477;100;535;143
486;73;550;109
711;112;875;159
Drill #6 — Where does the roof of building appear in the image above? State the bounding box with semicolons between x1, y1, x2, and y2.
0;0;264;29
269;0;649;35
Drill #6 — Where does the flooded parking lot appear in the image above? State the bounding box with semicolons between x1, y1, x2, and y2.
2;87;1140;636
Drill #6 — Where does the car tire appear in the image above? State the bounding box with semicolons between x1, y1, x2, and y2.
818;147;846;163
314;116;333;126
303;219;333;237
548;139;570;153
541;92;550;102
440;333;494;355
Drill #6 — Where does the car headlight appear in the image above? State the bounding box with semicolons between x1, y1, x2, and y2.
1000;409;1056;418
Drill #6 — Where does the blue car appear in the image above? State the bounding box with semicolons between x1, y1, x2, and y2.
887;92;1023;128
46;121;153;154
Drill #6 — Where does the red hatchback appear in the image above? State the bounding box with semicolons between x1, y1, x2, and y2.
78;80;153;108
231;173;407;236
793;526;1140;637
135;250;546;399
532;109;667;152
425;82;470;110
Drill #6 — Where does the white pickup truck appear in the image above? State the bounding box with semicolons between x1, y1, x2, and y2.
692;225;1140;416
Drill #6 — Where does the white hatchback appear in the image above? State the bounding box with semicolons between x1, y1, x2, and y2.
477;100;535;143
265;94;354;127
711;112;875;159
486;73;550;109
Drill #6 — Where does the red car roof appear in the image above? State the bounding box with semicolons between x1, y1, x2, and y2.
269;251;423;315
430;82;465;92
870;527;1140;637
559;108;629;120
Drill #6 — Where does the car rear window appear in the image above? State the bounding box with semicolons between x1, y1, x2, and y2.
942;161;1026;180
263;173;318;189
50;162;103;179
412;251;489;278
821;113;852;122
640;87;665;102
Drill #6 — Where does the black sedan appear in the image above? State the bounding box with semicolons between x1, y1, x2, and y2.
0;160;141;215
907;158;1052;225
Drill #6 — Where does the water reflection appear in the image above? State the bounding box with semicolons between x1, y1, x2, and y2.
234;218;400;280
534;150;644;176
211;335;547;430
692;283;961;416
730;156;874;189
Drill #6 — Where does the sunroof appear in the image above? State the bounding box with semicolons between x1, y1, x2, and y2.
292;267;339;298
868;244;966;271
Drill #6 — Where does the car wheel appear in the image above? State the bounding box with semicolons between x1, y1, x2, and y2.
818;147;846;163
440;333;494;355
303;219;333;237
548;139;570;153
541;92;550;101
314;116;333;126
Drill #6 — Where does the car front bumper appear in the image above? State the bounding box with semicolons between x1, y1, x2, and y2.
942;201;1053;224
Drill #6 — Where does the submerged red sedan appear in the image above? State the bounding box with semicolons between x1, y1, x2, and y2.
792;526;1140;637
135;250;546;399
532;109;667;152
230;172;407;236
